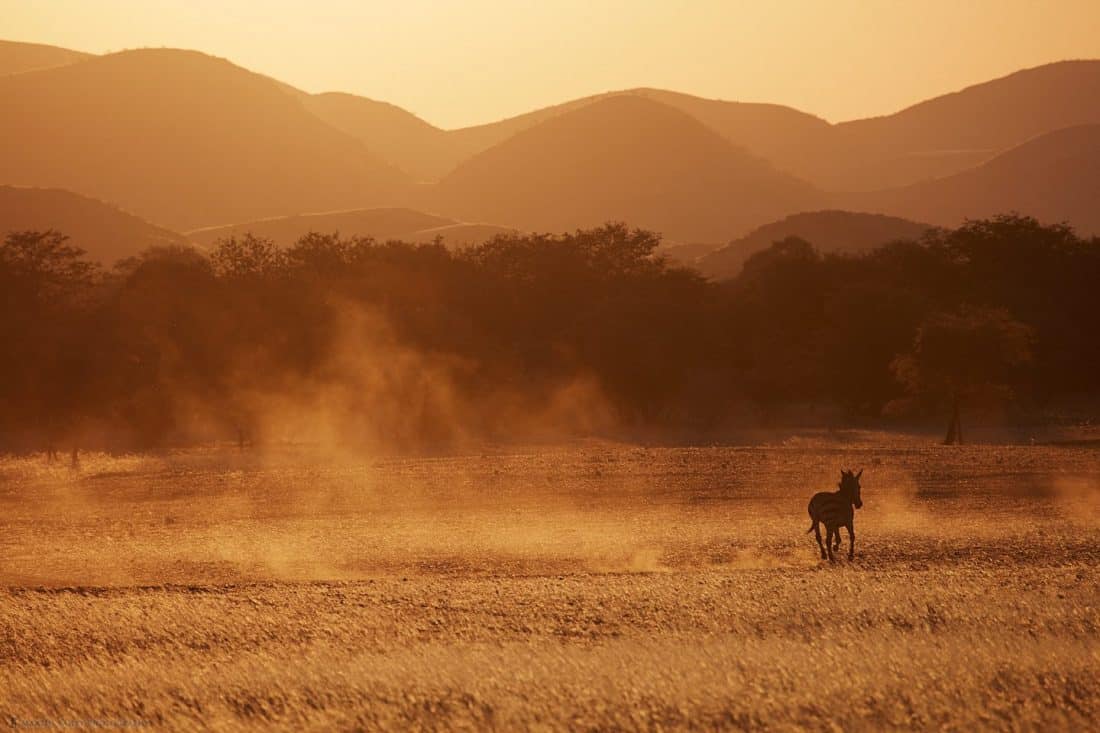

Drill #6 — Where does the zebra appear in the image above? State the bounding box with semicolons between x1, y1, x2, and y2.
806;469;863;561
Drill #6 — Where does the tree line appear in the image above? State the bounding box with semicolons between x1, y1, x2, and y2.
1;215;1097;452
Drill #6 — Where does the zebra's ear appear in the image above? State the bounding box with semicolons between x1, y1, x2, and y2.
856;468;863;479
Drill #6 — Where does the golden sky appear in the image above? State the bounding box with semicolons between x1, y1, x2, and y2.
4;0;1099;129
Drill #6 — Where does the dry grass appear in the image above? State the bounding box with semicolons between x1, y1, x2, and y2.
1;433;1098;730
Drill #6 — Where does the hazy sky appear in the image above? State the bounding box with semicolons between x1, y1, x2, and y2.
4;0;1099;129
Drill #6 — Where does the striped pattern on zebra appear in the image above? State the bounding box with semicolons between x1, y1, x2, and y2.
807;469;863;561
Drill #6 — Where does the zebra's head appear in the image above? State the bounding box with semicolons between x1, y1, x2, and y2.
840;469;863;508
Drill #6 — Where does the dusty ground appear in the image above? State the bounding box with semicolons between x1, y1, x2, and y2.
0;433;1098;730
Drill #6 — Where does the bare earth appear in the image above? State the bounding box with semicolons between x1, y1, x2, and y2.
1;433;1098;730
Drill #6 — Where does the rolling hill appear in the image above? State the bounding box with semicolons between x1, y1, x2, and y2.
696;210;933;280
0;49;410;231
444;88;832;183
289;63;1100;194
303;89;627;180
625;89;831;171
846;124;1100;234
430;95;822;242
188;207;514;249
301;93;453;181
2;39;1097;238
0;40;90;75
0;185;188;263
793;60;1100;191
309;87;831;182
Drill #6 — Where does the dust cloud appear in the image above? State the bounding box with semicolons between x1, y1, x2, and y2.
212;304;617;457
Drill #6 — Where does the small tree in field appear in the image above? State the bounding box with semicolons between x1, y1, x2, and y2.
891;307;1033;444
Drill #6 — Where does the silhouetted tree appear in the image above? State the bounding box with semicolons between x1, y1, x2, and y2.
103;246;223;447
722;237;827;410
0;216;1096;452
891;307;1034;444
0;230;99;452
210;233;283;279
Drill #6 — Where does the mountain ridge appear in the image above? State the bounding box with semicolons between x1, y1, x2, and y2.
2;38;1098;243
846;123;1100;234
430;95;822;242
0;39;91;75
0;48;410;230
297;60;1100;190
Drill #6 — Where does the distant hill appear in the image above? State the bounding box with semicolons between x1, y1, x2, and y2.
302;93;453;181
440;91;827;181
627;89;831;172
697;210;932;280
311;87;831;182
3;40;1098;235
847;124;1100;234
288;90;591;180
298;64;1100;192
0;40;90;75
431;95;821;242
0;185;187;263
302;90;602;181
452;88;831;181
791;61;1100;191
188;207;514;249
0;49;409;231
283;62;1100;195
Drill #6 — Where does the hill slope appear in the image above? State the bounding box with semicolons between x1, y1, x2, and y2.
0;49;409;230
285;91;588;180
310;87;830;182
302;63;1100;192
431;95;821;242
628;89;830;172
302;93;452;181
0;39;91;75
0;186;187;263
795;61;1100;190
847;124;1100;234
697;210;932;280
4;41;1096;228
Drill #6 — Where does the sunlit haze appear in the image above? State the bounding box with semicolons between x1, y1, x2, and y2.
3;0;1099;128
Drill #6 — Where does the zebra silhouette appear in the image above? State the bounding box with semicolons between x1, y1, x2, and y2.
807;469;863;561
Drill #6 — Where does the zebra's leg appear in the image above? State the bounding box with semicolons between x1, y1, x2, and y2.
847;523;855;560
826;527;836;561
813;522;827;559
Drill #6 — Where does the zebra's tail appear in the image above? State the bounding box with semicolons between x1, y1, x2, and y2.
805;523;815;534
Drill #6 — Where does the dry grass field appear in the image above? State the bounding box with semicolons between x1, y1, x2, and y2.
1;432;1098;730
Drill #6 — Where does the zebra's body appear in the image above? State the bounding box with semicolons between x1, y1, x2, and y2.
807;469;863;561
